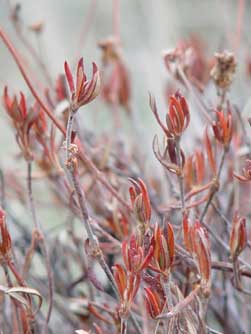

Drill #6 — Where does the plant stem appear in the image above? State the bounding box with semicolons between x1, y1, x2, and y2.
154;320;161;334
76;0;98;61
65;108;142;334
175;138;185;212
200;148;227;221
27;161;54;334
163;275;173;309
121;318;127;334
112;0;120;42
66;110;75;165
0;168;5;209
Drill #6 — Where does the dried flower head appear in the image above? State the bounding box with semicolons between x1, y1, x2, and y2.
64;58;101;111
163;36;211;91
229;212;247;259
210;51;237;90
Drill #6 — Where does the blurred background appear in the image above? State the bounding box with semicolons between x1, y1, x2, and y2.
1;0;250;140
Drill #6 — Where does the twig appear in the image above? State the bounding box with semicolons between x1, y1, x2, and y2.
200;148;227;221
75;0;98;61
121;318;127;334
157;285;201;320
206;326;223;334
112;0;120;43
175;138;185;212
0;168;5;209
27;161;54;334
65;107;141;334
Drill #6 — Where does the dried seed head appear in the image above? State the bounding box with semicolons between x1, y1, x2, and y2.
210;51;237;90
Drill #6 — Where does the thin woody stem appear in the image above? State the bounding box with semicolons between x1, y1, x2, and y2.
65;108;141;334
112;0;120;42
233;258;241;289
0;168;5;209
65;110;75;167
121;318;127;334
27;161;54;334
76;0;98;61
200;148;227;222
154;320;161;334
175;137;185;212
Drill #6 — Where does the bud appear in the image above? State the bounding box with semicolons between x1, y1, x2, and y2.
151;223;175;277
212;107;233;147
129;178;151;224
234;159;251;182
122;234;154;273
144;287;164;319
152;135;185;176
0;208;12;260
3;87;38;161
182;214;193;253
191;220;211;286
98;37;131;112
64;58;101;110
229;212;247;259
166;91;190;138
150;91;190;139
113;264;140;317
204;128;216;175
